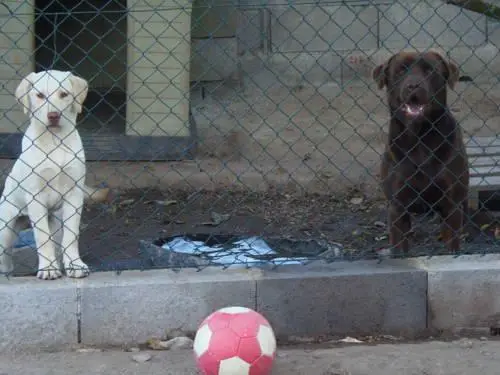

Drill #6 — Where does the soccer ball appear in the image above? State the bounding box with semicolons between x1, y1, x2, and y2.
193;306;277;375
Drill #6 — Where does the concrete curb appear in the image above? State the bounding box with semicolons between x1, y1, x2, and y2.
3;255;500;352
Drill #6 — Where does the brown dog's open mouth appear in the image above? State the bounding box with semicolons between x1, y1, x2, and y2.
403;103;425;117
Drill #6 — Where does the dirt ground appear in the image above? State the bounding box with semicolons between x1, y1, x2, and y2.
74;78;500;197
78;187;500;271
5;339;500;374
6;78;500;271
76;80;500;269
189;76;500;193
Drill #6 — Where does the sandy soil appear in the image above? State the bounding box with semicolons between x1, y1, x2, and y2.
190;77;500;194
4;339;500;375
71;79;500;270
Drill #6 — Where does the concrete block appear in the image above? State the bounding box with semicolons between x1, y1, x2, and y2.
342;52;377;83
449;44;500;83
191;2;237;39
12;246;37;277
79;268;257;346
0;277;78;352
255;261;427;338
402;255;500;331
288;52;344;86
256;44;500;86
261;51;364;86
487;17;500;48
191;38;239;82
396;254;500;270
378;0;486;50
428;268;500;331
237;9;264;56
270;4;378;53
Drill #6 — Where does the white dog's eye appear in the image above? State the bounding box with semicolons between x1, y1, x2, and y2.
60;92;68;98
36;92;45;99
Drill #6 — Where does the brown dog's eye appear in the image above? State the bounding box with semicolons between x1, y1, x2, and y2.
36;93;45;99
422;63;434;74
60;92;68;98
398;65;409;74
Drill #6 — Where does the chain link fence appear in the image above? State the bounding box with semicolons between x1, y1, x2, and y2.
0;0;499;277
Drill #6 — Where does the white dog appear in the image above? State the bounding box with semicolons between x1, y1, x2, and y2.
0;70;105;280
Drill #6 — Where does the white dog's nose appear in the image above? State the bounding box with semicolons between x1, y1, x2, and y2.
47;111;61;126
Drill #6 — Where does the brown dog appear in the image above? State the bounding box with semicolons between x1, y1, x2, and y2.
373;50;469;253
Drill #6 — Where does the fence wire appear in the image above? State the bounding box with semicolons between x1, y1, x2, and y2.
0;0;498;278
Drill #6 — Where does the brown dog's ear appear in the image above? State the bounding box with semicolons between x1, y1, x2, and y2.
428;50;460;89
445;61;459;89
372;63;387;90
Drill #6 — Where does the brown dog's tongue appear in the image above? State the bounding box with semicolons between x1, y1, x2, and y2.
404;104;424;116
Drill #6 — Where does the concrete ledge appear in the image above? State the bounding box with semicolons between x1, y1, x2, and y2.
3;255;500;350
427;267;500;332
0;277;78;352
405;255;500;332
254;262;427;337
78;262;428;345
79;268;258;346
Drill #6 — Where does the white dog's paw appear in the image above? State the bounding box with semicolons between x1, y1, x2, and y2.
64;259;90;278
37;258;62;280
37;267;62;280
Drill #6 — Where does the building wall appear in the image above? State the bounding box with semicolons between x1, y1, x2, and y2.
0;0;192;137
269;0;489;53
0;0;34;133
1;0;499;136
127;0;192;136
209;0;500;83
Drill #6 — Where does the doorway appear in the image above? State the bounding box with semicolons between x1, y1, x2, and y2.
34;0;127;135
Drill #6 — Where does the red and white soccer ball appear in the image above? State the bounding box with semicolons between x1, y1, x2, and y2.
193;306;277;375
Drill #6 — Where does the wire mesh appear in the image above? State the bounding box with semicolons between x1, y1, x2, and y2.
0;0;499;278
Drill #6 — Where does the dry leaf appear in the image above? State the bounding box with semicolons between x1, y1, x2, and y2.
481;223;491;232
119;199;135;207
495;227;500;240
161;337;194;350
338;336;363;344
202;212;231;226
349;197;364;205
146;338;168;350
156;200;178;206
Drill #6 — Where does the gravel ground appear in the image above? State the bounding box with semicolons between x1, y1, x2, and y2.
4;339;500;375
74;187;500;272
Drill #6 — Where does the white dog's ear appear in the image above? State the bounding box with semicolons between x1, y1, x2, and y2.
15;72;35;115
69;74;88;114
